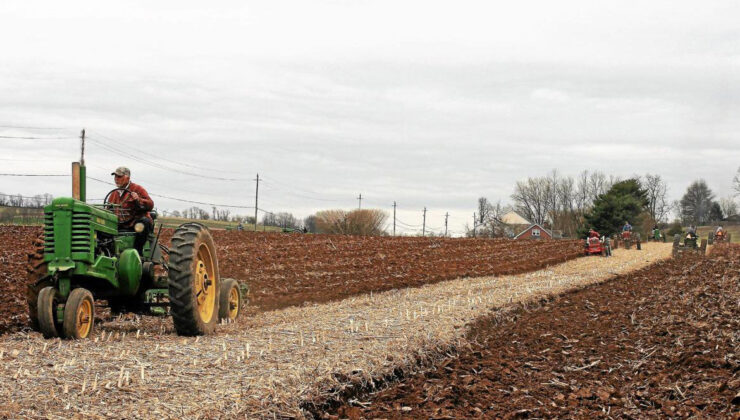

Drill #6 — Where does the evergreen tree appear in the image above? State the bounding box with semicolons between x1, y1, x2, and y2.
582;179;648;237
708;201;723;222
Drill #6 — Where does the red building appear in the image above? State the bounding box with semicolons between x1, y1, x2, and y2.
513;223;552;240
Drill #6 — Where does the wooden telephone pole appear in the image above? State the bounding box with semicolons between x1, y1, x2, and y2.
254;173;259;231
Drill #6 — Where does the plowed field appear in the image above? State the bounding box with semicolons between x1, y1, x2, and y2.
0;225;582;335
318;244;740;419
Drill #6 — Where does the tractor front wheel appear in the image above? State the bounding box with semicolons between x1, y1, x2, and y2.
168;223;220;336
63;288;95;339
219;278;242;322
37;286;61;338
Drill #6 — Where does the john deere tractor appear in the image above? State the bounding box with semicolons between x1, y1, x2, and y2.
672;232;706;258
26;162;245;339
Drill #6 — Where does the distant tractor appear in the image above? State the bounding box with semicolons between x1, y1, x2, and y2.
649;228;665;242
620;230;641;250
584;235;611;257
708;230;731;245
27;162;246;340
672;232;706;258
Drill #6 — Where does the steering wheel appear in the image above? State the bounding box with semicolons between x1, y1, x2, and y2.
103;188;137;225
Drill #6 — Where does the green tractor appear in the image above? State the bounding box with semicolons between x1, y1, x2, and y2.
672;232;706;258
649;227;665;242
26;163;245;339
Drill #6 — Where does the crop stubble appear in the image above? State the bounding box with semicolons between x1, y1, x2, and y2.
0;240;672;418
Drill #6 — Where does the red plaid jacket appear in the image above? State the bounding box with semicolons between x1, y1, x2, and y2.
107;182;154;226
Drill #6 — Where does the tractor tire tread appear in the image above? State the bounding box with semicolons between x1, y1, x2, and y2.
168;223;219;336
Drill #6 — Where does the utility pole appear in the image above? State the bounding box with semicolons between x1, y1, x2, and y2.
444;212;449;237
254;173;260;231
393;201;397;237
357;193;362;209
212;206;216;220
422;207;427;237
473;212;476;238
80;129;85;165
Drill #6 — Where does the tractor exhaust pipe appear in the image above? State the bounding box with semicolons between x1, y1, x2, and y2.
72;161;86;202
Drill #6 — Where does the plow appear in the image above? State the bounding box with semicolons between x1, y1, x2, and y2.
26;162;246;339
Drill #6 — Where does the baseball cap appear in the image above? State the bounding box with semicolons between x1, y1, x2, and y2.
111;166;131;176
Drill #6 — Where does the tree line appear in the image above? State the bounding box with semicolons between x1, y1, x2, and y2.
473;167;739;238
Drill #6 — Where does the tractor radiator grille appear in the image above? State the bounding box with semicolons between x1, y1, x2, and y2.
43;212;54;255
71;213;92;253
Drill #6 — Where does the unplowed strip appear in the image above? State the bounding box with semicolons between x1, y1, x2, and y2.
0;243;671;418
318;245;739;419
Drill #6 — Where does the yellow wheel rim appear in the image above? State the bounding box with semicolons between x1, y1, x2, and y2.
228;286;240;320
194;244;216;322
76;298;93;338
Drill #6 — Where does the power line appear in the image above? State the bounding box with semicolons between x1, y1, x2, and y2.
87;176;256;209
86;136;250;181
88;131;242;174
0;135;75;140
0;124;72;130
0;173;69;177
259;179;342;202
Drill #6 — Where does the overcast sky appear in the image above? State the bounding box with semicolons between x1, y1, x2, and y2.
1;1;738;235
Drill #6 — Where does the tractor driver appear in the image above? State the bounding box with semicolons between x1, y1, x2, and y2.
588;228;600;238
622;221;632;232
109;166;154;254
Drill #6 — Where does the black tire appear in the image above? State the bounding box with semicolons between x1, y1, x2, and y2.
168;223;220;336
37;286;61;338
219;278;242;321
27;237;51;331
62;288;95;340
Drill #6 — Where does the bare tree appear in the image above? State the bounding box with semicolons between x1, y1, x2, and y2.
315;209;387;235
733;167;740;197
642;174;671;223
680;180;715;225
719;197;737;218
475;199;509;238
511;177;550;225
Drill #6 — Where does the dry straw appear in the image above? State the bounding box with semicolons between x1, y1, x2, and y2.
0;243;673;419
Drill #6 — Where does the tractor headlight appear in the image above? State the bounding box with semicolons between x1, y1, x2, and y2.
134;222;145;233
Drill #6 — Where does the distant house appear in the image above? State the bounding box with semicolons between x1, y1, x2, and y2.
501;211;531;225
501;211;532;238
723;214;740;225
513;223;553;240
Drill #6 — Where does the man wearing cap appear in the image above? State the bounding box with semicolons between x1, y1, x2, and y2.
109;166;154;254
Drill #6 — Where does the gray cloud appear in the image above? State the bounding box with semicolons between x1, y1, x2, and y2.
1;1;739;233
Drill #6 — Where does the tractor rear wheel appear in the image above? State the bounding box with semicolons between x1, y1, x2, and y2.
63;288;95;340
27;236;51;331
219;278;242;322
37;286;61;338
168;223;220;336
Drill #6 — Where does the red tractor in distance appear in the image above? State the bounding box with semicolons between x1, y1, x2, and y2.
620;230;641;250
709;229;731;245
585;230;611;257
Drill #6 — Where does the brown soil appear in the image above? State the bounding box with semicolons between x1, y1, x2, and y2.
315;244;740;419
0;225;582;335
